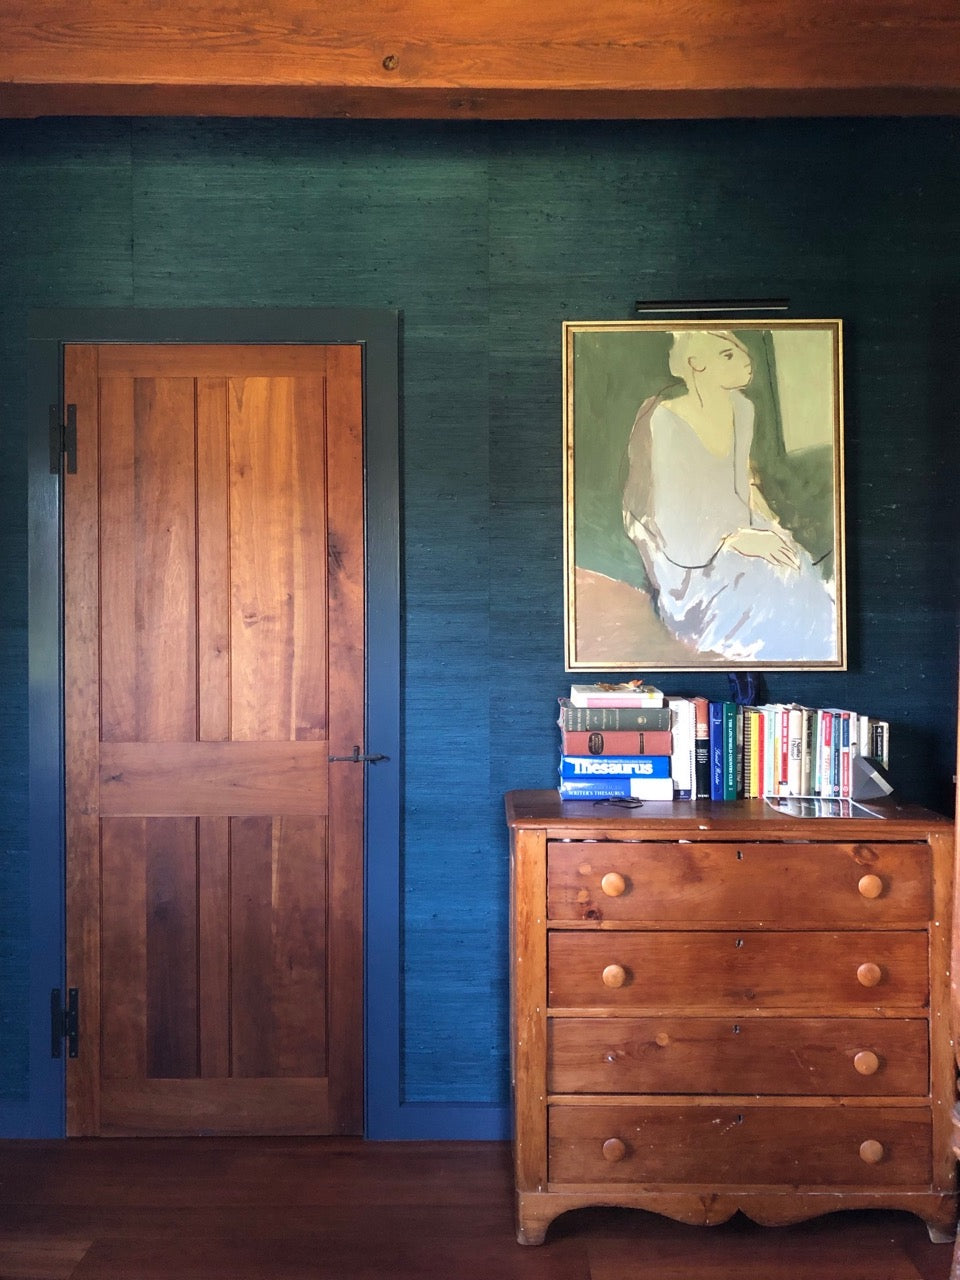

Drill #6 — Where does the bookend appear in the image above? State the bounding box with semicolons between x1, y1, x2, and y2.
851;755;894;800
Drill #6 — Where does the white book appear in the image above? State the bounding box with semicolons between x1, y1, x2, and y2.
786;706;803;797
762;706;777;798
569;682;664;708
667;697;695;799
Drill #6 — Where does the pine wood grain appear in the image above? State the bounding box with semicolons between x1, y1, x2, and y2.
548;1016;929;1097
546;840;932;926
549;1102;934;1187
547;929;930;1012
2;0;960;118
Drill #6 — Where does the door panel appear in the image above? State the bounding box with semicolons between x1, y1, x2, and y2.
99;373;198;742
100;817;198;1081
64;343;364;1136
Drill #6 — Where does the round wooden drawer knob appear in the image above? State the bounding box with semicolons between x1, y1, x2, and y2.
853;1050;881;1076
602;1138;627;1163
602;964;628;989
858;874;884;899
859;1139;885;1165
856;962;883;988
600;872;627;898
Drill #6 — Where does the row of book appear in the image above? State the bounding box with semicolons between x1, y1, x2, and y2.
557;681;890;803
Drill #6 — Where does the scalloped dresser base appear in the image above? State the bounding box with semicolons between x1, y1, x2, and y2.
516;1188;957;1246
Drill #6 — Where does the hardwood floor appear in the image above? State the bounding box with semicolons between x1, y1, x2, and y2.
0;1138;952;1279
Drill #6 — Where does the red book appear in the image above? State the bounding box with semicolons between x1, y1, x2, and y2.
560;729;673;757
779;706;791;796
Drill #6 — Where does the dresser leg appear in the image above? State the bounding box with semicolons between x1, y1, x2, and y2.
515;1194;554;1245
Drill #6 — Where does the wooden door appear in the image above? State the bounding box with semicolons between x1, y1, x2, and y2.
63;343;365;1136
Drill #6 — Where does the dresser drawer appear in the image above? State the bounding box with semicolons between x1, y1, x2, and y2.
547;930;929;1011
548;1102;932;1187
546;841;931;926
548;1017;929;1096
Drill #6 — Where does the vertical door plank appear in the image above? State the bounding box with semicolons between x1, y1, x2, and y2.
266;817;328;1077
100;819;149;1081
230;817;273;1078
286;372;330;741
102;818;202;1082
196;379;231;743
323;344;365;1132
228;372;328;743
97;375;137;743
230;817;328;1080
100;375;198;742
145;818;200;1080
63;343;103;1135
198;817;232;1079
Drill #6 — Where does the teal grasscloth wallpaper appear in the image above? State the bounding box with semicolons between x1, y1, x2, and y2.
1;117;958;1116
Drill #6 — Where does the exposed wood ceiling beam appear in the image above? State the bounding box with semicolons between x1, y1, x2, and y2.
2;0;960;118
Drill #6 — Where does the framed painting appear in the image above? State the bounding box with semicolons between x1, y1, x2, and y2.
563;319;846;671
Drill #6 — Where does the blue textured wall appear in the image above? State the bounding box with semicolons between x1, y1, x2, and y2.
1;118;958;1116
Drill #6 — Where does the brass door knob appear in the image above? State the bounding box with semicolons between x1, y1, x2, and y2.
602;964;628;989
600;872;627;898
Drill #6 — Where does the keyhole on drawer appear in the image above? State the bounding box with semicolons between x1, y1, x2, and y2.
737;850;744;860
732;1024;741;1035
737;1114;744;1124
735;938;744;949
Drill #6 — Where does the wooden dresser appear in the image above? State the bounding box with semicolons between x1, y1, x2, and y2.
506;790;957;1246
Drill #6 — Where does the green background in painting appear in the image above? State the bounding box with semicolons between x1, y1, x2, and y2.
570;325;837;592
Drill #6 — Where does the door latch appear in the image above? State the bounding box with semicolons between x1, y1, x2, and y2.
329;745;390;764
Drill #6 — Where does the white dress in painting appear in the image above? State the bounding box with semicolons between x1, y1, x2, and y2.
622;390;837;663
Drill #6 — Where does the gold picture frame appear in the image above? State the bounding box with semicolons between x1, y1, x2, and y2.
563;318;846;671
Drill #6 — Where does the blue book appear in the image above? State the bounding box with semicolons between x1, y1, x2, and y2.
559;755;671;779
558;776;676;801
722;702;739;800
709;702;725;800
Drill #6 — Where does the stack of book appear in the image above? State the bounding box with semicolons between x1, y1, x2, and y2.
556;686;891;804
556;682;677;801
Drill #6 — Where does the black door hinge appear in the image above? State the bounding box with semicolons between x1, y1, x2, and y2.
49;403;77;475
50;987;79;1059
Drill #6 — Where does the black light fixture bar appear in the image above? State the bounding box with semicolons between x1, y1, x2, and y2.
634;299;790;315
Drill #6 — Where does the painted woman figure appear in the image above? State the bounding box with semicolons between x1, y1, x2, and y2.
621;329;837;663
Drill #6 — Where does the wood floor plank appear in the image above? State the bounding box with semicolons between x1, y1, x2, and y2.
0;1139;951;1279
580;1207;949;1279
0;1234;92;1280
67;1215;589;1280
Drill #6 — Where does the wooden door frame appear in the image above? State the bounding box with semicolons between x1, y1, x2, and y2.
26;307;403;1138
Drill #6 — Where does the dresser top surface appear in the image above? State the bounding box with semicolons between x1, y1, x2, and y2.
504;790;951;840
